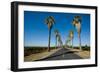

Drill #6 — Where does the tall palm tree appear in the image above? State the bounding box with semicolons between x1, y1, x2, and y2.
72;16;82;50
45;16;55;52
65;38;70;47
58;34;63;48
54;29;59;49
69;30;74;49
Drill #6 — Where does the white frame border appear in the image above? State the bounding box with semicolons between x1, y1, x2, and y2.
18;5;96;68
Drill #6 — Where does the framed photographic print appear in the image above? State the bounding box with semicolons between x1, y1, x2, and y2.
11;1;97;71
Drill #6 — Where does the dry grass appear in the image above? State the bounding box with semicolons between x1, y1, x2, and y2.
24;48;62;62
68;48;90;59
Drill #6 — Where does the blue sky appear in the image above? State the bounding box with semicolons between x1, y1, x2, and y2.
24;11;90;47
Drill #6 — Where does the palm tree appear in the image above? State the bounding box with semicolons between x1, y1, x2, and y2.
69;30;74;49
45;16;55;52
65;38;70;47
54;29;59;49
58;34;63;48
72;16;82;50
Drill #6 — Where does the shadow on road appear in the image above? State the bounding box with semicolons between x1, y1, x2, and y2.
35;50;82;61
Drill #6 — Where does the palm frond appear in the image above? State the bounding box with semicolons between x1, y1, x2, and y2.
44;16;55;29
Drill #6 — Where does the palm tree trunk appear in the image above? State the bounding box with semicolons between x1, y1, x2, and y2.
70;41;71;48
48;29;51;52
78;34;82;51
72;39;73;49
55;37;57;49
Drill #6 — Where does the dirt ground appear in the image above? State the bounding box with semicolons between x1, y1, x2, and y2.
69;48;90;59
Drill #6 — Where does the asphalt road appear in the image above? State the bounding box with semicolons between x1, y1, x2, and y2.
39;48;82;61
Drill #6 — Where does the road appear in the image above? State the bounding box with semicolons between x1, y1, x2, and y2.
38;48;82;61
